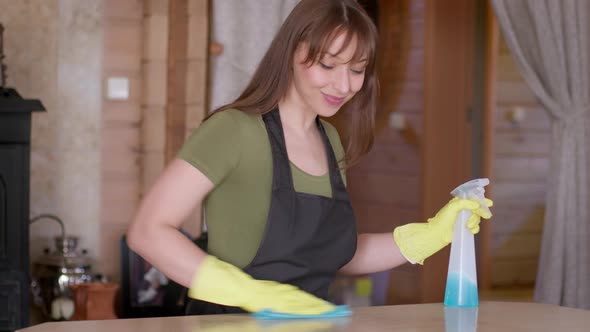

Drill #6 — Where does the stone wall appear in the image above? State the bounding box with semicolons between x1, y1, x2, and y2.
0;0;103;270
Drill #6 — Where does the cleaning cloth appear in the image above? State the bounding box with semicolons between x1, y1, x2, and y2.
252;305;352;320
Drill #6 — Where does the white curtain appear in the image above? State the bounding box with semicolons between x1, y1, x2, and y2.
210;0;300;110
491;0;590;309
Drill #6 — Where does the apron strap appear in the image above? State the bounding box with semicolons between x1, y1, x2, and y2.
316;118;350;202
263;109;295;191
263;108;350;201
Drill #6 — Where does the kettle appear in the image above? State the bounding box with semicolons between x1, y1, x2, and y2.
30;214;94;320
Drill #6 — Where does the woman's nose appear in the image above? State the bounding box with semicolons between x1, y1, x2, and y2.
333;68;351;94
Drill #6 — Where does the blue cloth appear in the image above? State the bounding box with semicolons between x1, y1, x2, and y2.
252;305;352;320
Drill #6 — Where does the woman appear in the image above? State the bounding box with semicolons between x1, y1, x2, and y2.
127;0;492;316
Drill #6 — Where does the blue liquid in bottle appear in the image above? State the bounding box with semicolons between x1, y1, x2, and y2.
444;272;479;307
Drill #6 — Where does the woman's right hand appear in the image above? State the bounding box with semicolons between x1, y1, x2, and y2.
189;255;335;315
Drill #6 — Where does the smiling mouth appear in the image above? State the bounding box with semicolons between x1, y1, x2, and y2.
322;93;346;106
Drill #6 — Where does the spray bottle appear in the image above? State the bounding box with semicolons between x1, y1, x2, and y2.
444;178;491;307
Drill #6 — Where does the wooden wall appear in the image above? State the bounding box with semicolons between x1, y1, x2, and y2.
100;0;144;280
142;0;168;198
98;0;545;293
361;0;547;297
349;1;423;233
100;0;209;281
490;37;549;286
419;0;476;300
351;0;479;304
344;0;425;304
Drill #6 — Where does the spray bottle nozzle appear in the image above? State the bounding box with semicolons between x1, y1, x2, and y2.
450;178;492;217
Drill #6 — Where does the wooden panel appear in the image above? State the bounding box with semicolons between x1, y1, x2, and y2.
185;59;207;105
188;0;208;15
185;0;209;137
494;131;551;156
491;30;549;287
494;105;551;130
348;0;422;226
371;0;425;306
101;191;139;226
348;174;420;208
378;114;424;142
496;81;539;105
101;0;209;285
353;204;421;233
101;178;140;224
145;0;169;16
102;151;140;179
103;101;141;124
492;233;542;259
491;205;545;235
491;258;539;286
187;2;209;60
420;0;475;302
142;106;167;152
101;0;144;281
102;126;141;154
395;49;424;83
142;60;168;106
100;223;131;282
372;0;413;134
498;34;512;54
103;21;143;72
394;81;424;112
407;21;424;48
103;0;143;19
494;156;549;181
479;0;499;290
143;15;169;60
165;0;189;162
410;0;425;14
497;53;526;81
142;152;166;193
351;143;421;175
492;182;547;207
186;105;206;131
140;6;168;217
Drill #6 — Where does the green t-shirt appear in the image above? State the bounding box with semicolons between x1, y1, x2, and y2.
177;109;346;268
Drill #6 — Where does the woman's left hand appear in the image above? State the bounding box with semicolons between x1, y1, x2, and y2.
393;197;493;264
429;197;493;242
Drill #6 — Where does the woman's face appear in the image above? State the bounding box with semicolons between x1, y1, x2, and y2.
290;32;367;118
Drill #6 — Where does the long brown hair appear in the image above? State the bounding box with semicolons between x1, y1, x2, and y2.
213;0;379;167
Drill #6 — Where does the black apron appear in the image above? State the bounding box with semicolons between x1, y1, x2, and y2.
186;108;357;315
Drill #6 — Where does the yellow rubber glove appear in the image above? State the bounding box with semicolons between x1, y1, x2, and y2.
393;197;493;265
188;255;335;315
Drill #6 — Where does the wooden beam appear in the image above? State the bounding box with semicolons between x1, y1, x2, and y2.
165;0;189;162
478;0;500;291
421;0;475;302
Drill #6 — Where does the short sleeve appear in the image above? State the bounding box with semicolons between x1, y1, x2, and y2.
177;110;242;185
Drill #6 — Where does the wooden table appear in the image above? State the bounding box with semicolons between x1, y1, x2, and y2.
18;301;590;331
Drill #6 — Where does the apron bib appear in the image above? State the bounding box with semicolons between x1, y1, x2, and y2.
186;108;357;315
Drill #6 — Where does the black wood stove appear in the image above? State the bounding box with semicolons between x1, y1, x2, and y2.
0;23;46;331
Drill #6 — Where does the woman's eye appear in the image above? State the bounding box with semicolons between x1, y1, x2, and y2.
351;68;366;75
319;62;334;70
